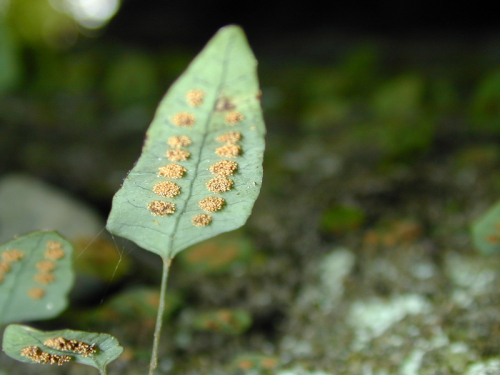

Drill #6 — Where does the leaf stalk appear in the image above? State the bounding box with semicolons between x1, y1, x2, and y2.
148;256;173;375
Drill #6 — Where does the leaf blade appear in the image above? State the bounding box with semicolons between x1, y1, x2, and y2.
106;25;265;258
0;231;74;326
2;324;123;372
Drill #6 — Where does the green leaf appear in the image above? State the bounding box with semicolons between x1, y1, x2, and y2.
0;231;74;326
472;200;500;255
106;25;266;259
2;324;123;373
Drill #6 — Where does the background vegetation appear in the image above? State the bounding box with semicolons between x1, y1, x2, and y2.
3;1;500;374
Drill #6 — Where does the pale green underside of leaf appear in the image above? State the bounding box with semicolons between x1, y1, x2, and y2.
0;231;74;326
472;199;500;255
106;25;266;259
2;324;123;372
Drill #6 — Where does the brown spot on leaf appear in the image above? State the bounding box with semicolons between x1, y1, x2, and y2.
216;131;241;144
225;111;244;125
186;89;205;107
34;273;55;284
216;144;241;158
166;149;190;162
192;214;212;227
172;112;196;127
167;135;192;148
153;181;181;197
28;288;45;300
215;97;235;112
0;261;10;273
158;164;186;179
44;337;97;357
45;248;65;261
37;260;57;273
147;201;176;216
20;346;71;365
199;197;225;213
487;235;500;244
2;249;25;263
209;160;238;176
206;177;233;193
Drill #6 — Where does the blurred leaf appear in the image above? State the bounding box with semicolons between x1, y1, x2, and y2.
2;324;122;372
192;308;252;334
106;25;266;259
82;287;182;327
0;231;74;326
178;231;254;274
371;74;425;118
472;200;500;255
0;16;21;92
321;205;366;235
104;51;159;107
73;237;131;283
469;70;500;132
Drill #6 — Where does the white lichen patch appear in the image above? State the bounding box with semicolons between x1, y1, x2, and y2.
444;251;498;309
216;144;241;158
445;252;496;294
167;135;192;148
347;294;432;351
172;112;196;127
277;366;332;375
318;247;356;311
158;164;187;179
153;181;181;198
465;359;500;375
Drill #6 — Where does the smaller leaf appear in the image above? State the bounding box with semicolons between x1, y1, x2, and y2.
472;200;500;255
192;308;252;334
0;231;74;326
2;324;123;373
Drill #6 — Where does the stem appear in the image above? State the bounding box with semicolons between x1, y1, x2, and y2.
148;256;173;375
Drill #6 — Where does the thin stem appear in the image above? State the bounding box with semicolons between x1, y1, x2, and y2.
148;256;173;375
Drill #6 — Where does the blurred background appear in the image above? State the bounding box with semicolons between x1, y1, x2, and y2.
3;1;500;374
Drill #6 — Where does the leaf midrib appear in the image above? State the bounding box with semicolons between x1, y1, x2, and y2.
165;33;237;259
